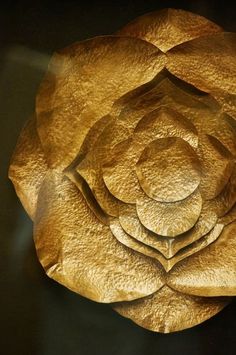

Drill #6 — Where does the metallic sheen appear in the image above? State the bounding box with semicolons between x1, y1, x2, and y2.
9;8;236;333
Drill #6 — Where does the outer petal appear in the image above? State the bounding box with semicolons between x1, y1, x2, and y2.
117;9;222;52
36;36;166;169
166;33;236;118
168;222;236;296
113;286;230;333
34;170;165;303
8;116;48;219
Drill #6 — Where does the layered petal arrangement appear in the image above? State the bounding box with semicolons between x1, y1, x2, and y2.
9;9;236;333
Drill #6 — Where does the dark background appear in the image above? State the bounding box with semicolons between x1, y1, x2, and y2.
1;1;236;354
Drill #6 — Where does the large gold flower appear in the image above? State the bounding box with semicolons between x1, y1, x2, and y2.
9;9;236;333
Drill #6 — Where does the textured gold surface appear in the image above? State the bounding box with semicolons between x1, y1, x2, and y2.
136;189;202;237
168;222;236;296
35;171;165;302
9;8;236;333
8;116;47;219
113;286;230;333
136;137;201;202
117;8;222;52
36;36;166;169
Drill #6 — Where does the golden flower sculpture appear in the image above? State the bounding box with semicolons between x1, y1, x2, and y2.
9;9;236;333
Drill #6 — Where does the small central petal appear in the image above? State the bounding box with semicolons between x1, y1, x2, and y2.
136;137;201;202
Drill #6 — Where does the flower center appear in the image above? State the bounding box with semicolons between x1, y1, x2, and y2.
136;137;201;202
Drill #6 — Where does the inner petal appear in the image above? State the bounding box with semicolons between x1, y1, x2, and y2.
118;203;173;258
134;106;198;149
119;201;217;257
197;134;234;200
102;139;144;203
136;189;202;237
136;137;201;202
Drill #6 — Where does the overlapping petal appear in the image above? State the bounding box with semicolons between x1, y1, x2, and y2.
117;8;222;52
9;8;236;333
8;116;47;219
168;222;236;296
166;33;236;118
36;36;166;169
34;170;165;302
113;286;230;333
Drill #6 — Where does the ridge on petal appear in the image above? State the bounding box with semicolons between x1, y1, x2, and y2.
34;170;165;303
36;35;166;169
117;8;222;52
168;222;236;296
113;285;229;333
8;116;48;220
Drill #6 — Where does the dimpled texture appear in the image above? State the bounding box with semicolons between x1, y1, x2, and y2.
34;171;165;302
117;8;222;52
8;116;48;219
36;36;166;169
136;137;201;202
113;286;230;333
9;9;236;333
136;189;202;237
168;222;236;296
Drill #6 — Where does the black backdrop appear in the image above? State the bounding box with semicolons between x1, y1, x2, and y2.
1;1;236;354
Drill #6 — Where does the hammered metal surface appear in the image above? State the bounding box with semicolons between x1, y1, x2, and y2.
36;36;166;169
34;171;165;302
117;8;222;52
136;137;201;202
9;8;236;333
113;286;230;333
136;189;202;237
168;222;236;296
8;116;48;219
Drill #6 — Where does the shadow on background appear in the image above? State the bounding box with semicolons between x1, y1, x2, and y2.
1;1;236;354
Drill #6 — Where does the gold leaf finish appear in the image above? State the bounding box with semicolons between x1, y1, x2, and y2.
35;171;165;302
8;116;48;219
9;8;236;333
117;8;222;52
113;286;230;333
136;137;201;202
136;189;202;237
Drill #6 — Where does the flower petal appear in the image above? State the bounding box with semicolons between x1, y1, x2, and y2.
136;137;201;202
194;112;236;157
210;165;236;217
168;222;236;296
8;116;48;219
76;167;120;217
34;170;165;302
119;204;173;258
117;9;222;52
219;204;236;226
36;36;166;169
119;203;217;258
134;106;198;149
114;210;222;272
113;286;230;333
166;33;236;107
197;134;234;200
109;218;169;270
136;189;202;237
102;139;144;204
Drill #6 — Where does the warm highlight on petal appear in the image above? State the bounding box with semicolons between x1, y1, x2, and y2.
168;222;236;296
113;286;230;333
8;116;47;219
36;36;166;169
167;32;236;110
9;9;236;333
117;8;222;52
34;171;165;303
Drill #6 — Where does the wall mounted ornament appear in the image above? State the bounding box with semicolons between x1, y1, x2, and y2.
9;8;236;333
